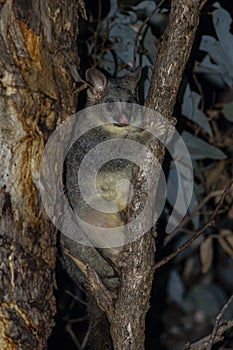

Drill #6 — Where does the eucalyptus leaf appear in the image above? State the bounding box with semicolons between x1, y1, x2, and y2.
182;84;212;135
195;7;233;88
195;56;227;88
166;151;194;228
200;36;228;68
199;36;233;87
166;168;190;224
98;50;116;75
108;0;118;18
132;0;156;14
108;16;137;70
116;12;137;24
182;131;226;160
213;7;233;65
143;26;157;64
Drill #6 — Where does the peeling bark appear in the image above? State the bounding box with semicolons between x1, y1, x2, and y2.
0;0;84;349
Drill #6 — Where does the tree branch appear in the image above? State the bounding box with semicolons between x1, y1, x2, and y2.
63;248;114;316
185;320;233;350
154;179;233;270
206;294;233;350
108;1;211;349
146;0;209;116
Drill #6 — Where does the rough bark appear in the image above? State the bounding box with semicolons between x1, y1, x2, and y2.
0;0;85;349
146;0;208;115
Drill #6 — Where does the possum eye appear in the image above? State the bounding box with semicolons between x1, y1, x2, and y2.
127;97;135;110
127;97;135;103
106;99;114;112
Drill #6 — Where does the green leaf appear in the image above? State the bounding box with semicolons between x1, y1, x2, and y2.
182;84;212;135
143;26;157;65
99;50;115;75
132;1;156;14
167;163;192;225
108;16;137;75
195;7;233;88
182;131;227;160
213;8;233;65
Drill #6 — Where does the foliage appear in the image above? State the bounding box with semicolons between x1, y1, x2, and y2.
195;3;233;88
80;0;167;99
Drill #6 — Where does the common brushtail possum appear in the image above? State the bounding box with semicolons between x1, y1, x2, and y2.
61;67;151;290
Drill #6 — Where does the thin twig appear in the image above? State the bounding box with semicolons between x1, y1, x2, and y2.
65;289;88;306
192;71;206;112
185;320;233;350
66;323;83;350
82;323;91;349
155;179;233;270
200;0;209;10
69;315;88;323
165;189;224;244
206;294;233;350
133;0;166;70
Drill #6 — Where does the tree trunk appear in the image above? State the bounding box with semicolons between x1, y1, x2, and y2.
0;0;85;349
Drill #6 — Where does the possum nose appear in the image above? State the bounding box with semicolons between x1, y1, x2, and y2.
119;115;129;125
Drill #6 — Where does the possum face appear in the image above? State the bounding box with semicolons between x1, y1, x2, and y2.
85;67;143;136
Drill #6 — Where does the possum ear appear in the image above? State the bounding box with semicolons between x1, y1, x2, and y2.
85;68;107;99
123;67;141;91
